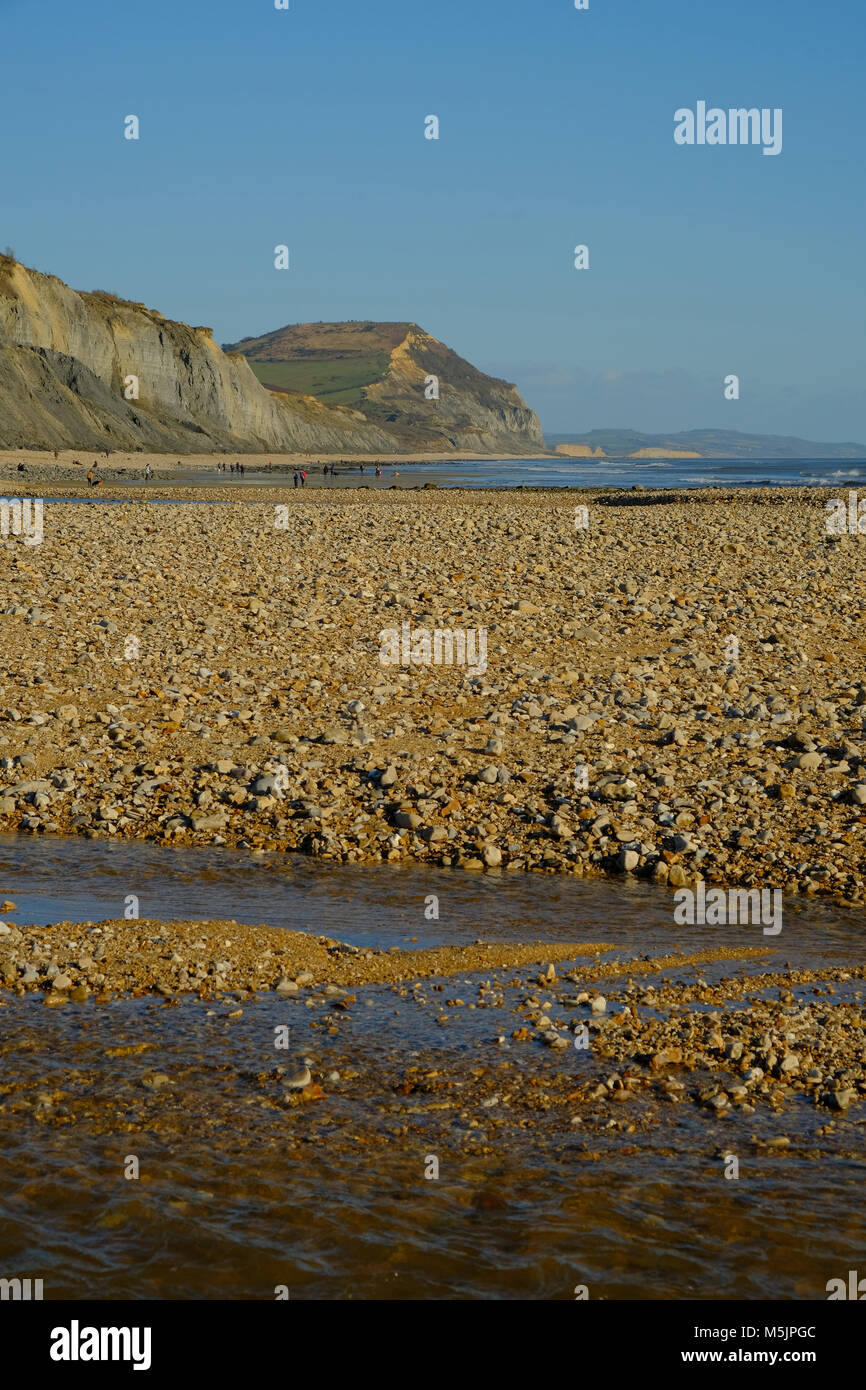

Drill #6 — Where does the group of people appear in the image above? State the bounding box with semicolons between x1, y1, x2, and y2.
318;462;383;480
216;461;246;475
292;469;308;487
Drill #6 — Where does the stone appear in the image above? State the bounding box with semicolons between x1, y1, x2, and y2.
796;752;822;772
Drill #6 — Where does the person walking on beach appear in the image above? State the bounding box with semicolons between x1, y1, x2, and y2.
300;469;306;486
376;465;382;477
293;472;298;488
145;463;152;479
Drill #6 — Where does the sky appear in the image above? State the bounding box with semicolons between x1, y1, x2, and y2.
3;0;865;441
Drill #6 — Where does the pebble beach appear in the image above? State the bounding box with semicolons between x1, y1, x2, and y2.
1;482;864;903
1;474;865;1300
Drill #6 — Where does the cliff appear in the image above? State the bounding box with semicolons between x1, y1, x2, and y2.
0;260;541;453
224;320;546;454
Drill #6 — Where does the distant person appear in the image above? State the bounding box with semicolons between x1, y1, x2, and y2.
300;470;306;486
230;463;235;474
145;463;152;479
376;465;382;477
293;473;298;488
359;463;364;473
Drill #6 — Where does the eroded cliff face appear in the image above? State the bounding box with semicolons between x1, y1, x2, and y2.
0;260;397;452
360;328;545;453
0;261;545;454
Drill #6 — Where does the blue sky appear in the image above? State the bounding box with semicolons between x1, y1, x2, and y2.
3;0;865;440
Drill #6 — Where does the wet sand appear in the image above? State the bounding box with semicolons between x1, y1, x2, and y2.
1;904;862;1299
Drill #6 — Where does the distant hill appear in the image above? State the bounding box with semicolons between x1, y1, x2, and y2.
0;261;543;455
548;428;866;460
224;321;544;453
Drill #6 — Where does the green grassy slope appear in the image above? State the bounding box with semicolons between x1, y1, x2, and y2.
246;352;390;407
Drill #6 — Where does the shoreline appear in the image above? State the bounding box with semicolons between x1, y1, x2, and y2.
1;912;861;1122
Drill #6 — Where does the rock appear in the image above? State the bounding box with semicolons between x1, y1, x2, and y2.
796;752;822;771
649;1047;683;1070
283;1065;312;1091
591;996;606;1014
570;715;598;733
190;813;228;831
482;844;502;867
51;973;73;991
616;848;639;872
141;1072;172;1090
251;774;282;796
825;1089;855;1111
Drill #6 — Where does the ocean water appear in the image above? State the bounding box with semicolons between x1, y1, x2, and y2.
0;835;863;1300
143;455;866;490
35;455;866;497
